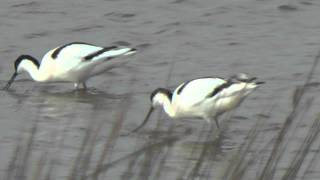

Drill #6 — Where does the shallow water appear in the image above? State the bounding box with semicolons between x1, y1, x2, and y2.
1;0;320;179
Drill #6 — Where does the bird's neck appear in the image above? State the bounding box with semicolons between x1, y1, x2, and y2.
19;60;49;82
160;96;176;118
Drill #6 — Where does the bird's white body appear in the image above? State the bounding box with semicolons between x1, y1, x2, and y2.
42;44;134;82
170;78;226;119
127;75;263;134
152;76;263;125
5;42;136;89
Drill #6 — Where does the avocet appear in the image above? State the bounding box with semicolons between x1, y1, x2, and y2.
129;73;264;133
4;42;136;90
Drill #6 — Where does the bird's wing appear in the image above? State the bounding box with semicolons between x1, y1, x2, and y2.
50;42;98;59
48;42;134;62
51;43;104;61
83;46;135;61
40;43;102;72
212;82;258;99
42;42;134;73
173;78;226;107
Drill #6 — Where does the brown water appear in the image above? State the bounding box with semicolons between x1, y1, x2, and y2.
1;0;320;180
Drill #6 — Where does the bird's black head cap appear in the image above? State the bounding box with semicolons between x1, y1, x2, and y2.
14;55;40;71
150;88;172;102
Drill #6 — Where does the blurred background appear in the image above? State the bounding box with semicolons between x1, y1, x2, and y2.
0;0;320;179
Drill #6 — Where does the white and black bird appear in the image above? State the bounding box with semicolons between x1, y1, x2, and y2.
128;73;264;134
3;42;136;90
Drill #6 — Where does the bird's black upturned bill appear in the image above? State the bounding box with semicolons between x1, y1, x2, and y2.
125;106;154;135
3;72;18;90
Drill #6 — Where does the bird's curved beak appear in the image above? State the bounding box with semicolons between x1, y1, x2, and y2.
3;72;18;90
126;106;154;135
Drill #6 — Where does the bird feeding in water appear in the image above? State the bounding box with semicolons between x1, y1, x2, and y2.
128;73;264;134
3;42;136;90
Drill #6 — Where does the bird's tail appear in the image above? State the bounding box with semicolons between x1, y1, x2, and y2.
102;46;136;58
118;47;137;56
88;46;136;77
231;73;265;85
227;73;265;97
244;81;264;91
244;79;264;92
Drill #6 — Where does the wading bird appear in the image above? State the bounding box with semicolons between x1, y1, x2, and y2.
128;73;264;134
4;42;136;90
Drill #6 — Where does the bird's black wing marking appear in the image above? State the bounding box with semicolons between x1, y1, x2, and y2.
176;77;218;95
206;80;233;98
51;42;93;59
176;80;191;95
83;46;118;61
176;77;227;96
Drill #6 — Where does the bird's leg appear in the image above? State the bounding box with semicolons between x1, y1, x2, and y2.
82;82;87;90
204;117;220;138
74;83;80;89
204;117;219;129
214;117;220;129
